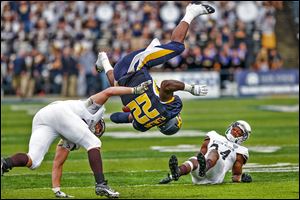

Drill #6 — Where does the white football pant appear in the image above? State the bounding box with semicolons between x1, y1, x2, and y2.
27;102;101;169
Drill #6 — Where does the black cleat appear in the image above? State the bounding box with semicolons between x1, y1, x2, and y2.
1;157;10;176
95;180;119;198
197;152;206;177
191;1;215;14
202;4;215;14
159;173;173;184
169;155;180;181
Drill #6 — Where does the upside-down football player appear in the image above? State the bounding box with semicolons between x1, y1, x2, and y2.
159;120;253;185
94;2;215;135
1;81;151;199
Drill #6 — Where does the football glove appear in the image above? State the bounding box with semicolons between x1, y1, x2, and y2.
241;173;252;183
95;52;109;73
133;80;152;95
191;84;208;96
54;191;74;198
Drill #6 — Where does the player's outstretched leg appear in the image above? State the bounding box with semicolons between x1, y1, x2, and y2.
197;152;206;177
110;112;132;124
171;2;215;44
169;155;180;181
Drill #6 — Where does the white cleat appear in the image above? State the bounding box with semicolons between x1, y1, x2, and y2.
186;2;215;18
54;191;74;198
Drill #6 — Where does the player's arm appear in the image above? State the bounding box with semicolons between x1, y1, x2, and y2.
90;80;151;105
159;80;208;102
232;153;252;183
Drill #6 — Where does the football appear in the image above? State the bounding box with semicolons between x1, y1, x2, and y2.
122;106;131;112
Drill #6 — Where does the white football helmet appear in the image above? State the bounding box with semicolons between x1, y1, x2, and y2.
89;118;106;138
225;120;251;144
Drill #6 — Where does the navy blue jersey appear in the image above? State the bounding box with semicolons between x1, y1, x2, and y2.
112;40;185;132
118;69;182;132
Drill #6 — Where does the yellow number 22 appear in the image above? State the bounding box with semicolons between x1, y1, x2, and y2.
127;93;160;125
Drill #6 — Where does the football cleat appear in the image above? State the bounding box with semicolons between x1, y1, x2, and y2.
54;191;74;198
197;152;206;177
169;155;180;181
202;4;215;14
1;157;10;176
95;180;120;198
159;173;174;184
186;2;215;18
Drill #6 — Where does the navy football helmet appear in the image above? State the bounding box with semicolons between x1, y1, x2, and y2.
158;115;182;135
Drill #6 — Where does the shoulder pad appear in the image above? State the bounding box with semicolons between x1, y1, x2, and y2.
236;145;249;160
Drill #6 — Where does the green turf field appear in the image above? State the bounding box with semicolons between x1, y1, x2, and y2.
1;96;299;199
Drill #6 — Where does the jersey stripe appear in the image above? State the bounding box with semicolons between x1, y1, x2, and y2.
137;49;174;70
161;96;175;104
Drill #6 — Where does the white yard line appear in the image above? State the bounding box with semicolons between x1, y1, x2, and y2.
5;163;299;177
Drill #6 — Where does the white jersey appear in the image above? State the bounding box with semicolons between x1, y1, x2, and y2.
190;131;249;184
50;100;105;130
27;99;104;169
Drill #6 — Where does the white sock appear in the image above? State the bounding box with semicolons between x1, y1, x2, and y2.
181;3;208;24
181;13;195;24
184;83;193;93
52;187;60;193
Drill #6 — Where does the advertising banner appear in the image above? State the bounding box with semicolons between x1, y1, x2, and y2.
236;69;299;96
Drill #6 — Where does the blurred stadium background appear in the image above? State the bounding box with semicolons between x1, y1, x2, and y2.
1;1;299;199
1;1;299;98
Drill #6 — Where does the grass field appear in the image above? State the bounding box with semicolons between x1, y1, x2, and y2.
1;96;299;199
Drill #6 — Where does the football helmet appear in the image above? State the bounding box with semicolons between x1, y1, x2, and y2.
93;118;106;138
225;120;251;144
158;115;182;135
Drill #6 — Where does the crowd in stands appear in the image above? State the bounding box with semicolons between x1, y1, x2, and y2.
1;1;285;97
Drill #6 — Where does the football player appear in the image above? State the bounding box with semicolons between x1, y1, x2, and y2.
159;120;253;184
1;81;151;198
95;2;215;135
51;119;105;198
